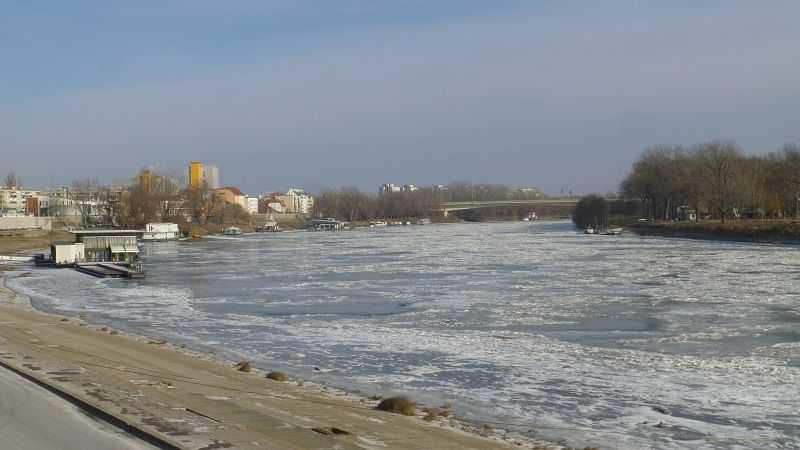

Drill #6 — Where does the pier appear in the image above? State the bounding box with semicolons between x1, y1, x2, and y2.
76;263;145;279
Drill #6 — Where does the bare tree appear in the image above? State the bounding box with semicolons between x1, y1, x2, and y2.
185;187;219;226
70;178;102;227
777;144;800;218
119;171;181;227
620;145;688;220
695;141;743;223
739;156;769;219
3;172;20;188
620;140;800;222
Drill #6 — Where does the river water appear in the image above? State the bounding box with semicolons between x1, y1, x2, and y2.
8;221;800;449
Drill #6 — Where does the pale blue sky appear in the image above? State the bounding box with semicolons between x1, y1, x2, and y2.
2;1;799;194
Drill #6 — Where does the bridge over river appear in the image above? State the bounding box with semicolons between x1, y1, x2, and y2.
437;198;580;217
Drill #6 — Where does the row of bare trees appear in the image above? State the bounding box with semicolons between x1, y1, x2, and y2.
118;172;248;228
59;172;244;229
315;183;544;221
2;166;253;229
620;141;800;222
314;189;437;222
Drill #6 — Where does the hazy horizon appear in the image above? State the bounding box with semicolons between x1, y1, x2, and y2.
3;1;799;195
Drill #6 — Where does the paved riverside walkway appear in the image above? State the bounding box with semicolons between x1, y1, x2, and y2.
0;366;157;450
0;276;548;450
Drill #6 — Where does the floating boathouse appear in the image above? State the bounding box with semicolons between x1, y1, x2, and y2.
71;230;142;263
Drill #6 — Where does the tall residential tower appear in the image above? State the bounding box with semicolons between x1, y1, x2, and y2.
188;162;220;189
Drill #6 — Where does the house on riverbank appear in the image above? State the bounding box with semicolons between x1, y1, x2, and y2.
71;230;141;263
141;223;179;241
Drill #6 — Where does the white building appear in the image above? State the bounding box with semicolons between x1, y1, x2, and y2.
379;183;420;194
276;189;314;215
202;165;220;189
50;242;85;266
268;202;284;213
0;188;44;216
246;197;259;215
379;184;402;194
141;223;180;241
47;193;79;217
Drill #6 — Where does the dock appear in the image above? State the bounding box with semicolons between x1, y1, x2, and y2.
76;263;145;279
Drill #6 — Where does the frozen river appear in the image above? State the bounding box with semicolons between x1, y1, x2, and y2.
10;221;800;449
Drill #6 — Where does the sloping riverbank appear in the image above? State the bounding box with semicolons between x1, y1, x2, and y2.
0;230;72;256
0;270;563;450
629;220;800;244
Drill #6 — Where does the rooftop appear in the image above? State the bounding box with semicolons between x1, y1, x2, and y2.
71;230;142;235
217;186;243;195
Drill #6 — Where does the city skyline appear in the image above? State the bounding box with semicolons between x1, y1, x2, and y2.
3;1;799;195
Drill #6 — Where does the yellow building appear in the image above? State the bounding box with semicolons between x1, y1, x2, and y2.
189;162;203;189
138;169;153;192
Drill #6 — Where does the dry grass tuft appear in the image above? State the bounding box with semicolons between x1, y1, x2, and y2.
423;408;439;421
422;406;451;421
375;397;415;416
265;371;288;382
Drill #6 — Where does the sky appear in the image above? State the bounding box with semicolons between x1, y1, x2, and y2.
2;1;799;195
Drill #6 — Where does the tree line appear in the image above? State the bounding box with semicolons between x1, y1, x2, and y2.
116;173;250;229
39;171;249;229
620;141;800;223
314;183;544;222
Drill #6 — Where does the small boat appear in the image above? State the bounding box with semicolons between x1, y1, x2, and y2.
417;218;432;225
604;227;623;235
255;222;280;232
307;218;346;231
584;227;596;234
369;221;387;227
223;226;242;236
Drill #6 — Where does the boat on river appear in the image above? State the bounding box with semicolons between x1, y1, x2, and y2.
307;218;347;231
255;221;280;232
223;226;242;236
522;212;538;221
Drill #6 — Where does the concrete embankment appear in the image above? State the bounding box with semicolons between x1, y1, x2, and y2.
0;366;157;450
0;272;555;450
